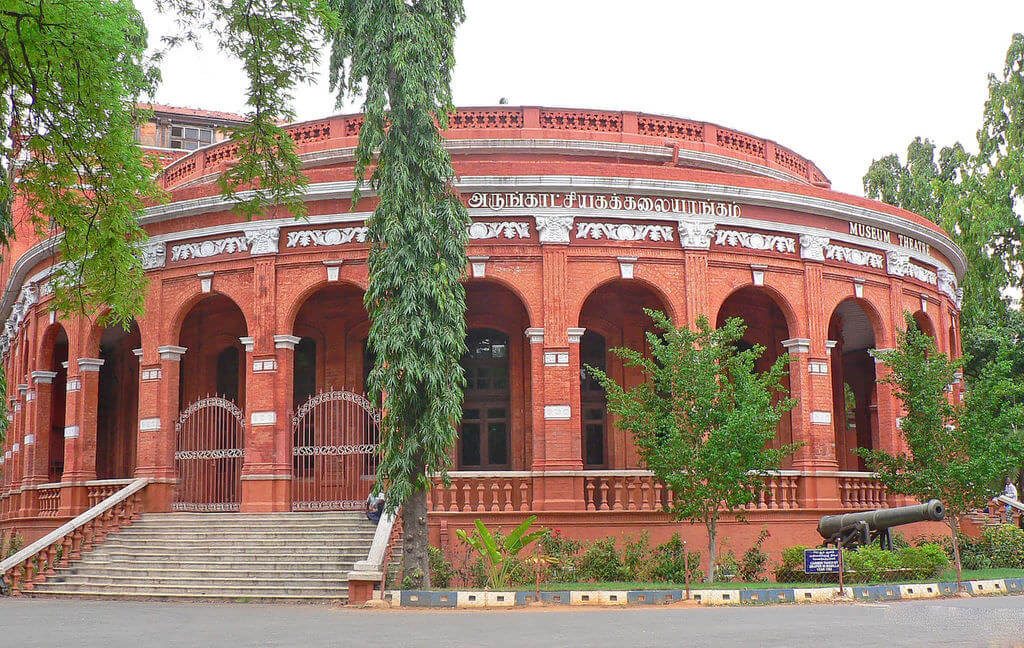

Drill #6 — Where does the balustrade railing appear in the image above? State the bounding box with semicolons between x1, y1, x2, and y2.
839;474;888;509
37;485;61;518
158;108;828;190
584;472;669;512
428;472;533;513
0;478;149;595
740;473;801;511
86;479;135;508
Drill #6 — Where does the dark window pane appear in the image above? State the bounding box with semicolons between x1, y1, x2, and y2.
487;408;506;419
216;346;240;403
585;423;605;466
292;337;317;405
461;423;481;466
463;408;480;421
487;422;508;465
586;408;604;421
171;127;182;137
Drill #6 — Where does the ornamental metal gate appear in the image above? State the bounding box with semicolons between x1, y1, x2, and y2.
173;396;245;512
291;390;381;511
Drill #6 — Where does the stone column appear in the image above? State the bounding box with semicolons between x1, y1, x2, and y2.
155;345;186;509
27;371;56;486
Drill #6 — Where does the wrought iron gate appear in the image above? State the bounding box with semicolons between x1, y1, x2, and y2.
173;396;245;512
291;390;380;511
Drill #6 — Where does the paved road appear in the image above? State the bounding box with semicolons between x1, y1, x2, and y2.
2;596;1023;647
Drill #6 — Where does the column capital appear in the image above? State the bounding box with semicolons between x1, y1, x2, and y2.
274;334;302;350
567;327;586;344
239;336;255;353
30;370;57;384
77;358;105;372
781;338;811;354
524;328;545;344
157;345;187;361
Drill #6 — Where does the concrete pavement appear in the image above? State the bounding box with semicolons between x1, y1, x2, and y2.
1;595;1022;647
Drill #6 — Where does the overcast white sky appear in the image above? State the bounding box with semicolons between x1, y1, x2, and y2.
138;1;1024;196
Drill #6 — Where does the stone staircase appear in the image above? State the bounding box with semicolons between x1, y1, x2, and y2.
28;512;379;602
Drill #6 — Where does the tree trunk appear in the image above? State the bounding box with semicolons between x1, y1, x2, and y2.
948;514;963;592
401;489;431;589
706;516;718;584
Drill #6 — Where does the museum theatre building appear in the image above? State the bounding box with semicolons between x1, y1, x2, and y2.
0;107;965;549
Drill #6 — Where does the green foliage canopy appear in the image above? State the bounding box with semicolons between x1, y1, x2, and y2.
589;310;798;582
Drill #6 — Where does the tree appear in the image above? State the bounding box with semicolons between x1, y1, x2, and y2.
327;1;470;588
860;314;1024;588
588;310;798;583
863;35;1024;374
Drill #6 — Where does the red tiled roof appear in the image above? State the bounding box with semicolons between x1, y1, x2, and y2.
141;103;248;123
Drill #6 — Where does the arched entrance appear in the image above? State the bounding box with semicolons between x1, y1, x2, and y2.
828;300;880;471
95;321;141;479
288;284;376;510
716;286;794;463
39;325;69;483
578;280;672;469
459;282;531;470
174;294;248;511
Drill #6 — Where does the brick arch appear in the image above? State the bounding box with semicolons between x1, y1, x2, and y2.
176;293;249;407
713;283;798;339
464;273;538;330
828;298;882;471
912;310;936;339
81;310;145;359
574;275;677;328
827;297;886;351
291;283;370;393
166;286;254;347
283;277;369;335
37;322;69;369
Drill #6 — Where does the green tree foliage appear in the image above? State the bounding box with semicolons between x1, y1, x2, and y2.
153;0;335;219
863;35;1024;375
327;0;469;588
860;314;1024;587
589;310;798;583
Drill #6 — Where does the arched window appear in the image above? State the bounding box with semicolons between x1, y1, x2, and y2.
459;328;510;469
293;337;317;406
216;346;241;403
581;331;607;468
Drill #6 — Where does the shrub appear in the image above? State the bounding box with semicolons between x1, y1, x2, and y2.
738;529;771;582
843;545;899;583
773;545;810;583
1;532;24;560
540;530;582;583
716;550;739;582
577;537;627;582
428;545;456;588
978;525;1024;569
897;544;950;580
622;533;655;582
651;533;703;584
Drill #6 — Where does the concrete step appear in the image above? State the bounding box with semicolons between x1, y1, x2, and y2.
27;590;345;602
107;532;375;542
97;538;374;548
136;513;366;523
61;566;355;580
86;550;367;561
30;582;349;597
47;574;350;588
69;558;359;571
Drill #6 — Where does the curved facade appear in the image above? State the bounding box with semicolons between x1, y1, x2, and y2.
0;107;964;546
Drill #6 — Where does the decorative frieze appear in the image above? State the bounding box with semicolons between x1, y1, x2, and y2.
244;226;280;255
535;215;573;244
823;244;883;269
467;221;530;240
798;234;829;261
715;229;795;253
287;226;369;248
171;235;248;261
575;222;674;242
140;242;167;269
677;219;716;249
937;268;958;303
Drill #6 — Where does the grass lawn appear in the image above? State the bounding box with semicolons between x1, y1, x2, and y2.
529;568;1024;591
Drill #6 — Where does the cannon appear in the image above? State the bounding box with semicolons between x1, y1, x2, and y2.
818;500;945;550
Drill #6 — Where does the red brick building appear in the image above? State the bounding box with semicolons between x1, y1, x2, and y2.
0;107;964;554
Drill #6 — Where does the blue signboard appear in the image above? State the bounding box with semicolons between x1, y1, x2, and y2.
804;548;841;574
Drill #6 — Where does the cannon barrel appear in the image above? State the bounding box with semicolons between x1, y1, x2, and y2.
818;500;945;540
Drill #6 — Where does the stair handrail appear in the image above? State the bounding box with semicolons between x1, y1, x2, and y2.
996;494;1024;512
351;509;397;578
1;477;150;593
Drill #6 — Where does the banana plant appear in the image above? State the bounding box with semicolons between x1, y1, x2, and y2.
456;516;547;589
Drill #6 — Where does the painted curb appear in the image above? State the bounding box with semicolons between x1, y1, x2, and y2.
386;577;1024;608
